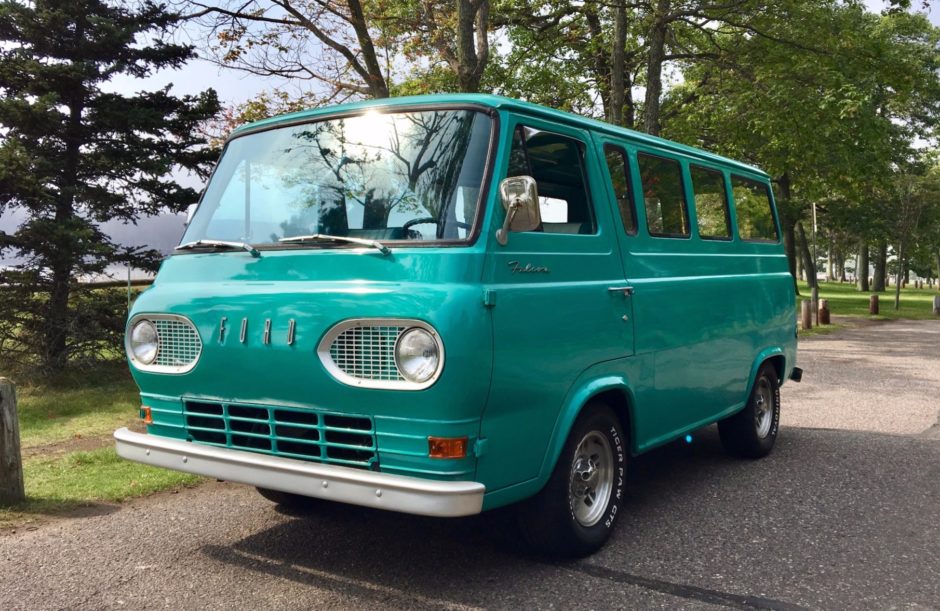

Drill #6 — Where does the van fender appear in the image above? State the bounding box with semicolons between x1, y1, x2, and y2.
743;347;786;404
537;368;637;487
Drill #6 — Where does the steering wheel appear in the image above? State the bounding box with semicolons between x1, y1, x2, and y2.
402;217;439;231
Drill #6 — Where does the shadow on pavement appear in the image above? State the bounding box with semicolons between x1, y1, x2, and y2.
201;426;939;609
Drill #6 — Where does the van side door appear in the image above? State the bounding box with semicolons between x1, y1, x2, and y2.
477;118;634;493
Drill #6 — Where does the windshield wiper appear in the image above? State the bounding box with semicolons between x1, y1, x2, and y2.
175;239;260;258
278;234;391;256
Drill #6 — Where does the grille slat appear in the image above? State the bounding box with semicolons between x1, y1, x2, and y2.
154;318;202;369
183;401;376;469
329;325;405;382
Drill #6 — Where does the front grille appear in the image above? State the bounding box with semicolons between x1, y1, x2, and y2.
329;325;406;382
183;401;376;468
154;318;202;368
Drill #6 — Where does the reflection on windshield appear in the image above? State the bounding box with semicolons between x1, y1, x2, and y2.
182;109;492;247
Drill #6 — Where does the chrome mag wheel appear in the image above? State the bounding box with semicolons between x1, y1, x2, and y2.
568;431;614;527
754;377;774;438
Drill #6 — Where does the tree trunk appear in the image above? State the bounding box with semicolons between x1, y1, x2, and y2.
585;3;611;118
794;232;803;282
643;0;670;135
796;222;817;289
935;249;940;285
784;222;799;293
43;90;84;371
346;0;391;98
894;241;904;310
455;0;489;93
826;239;834;281
873;241;887;292
608;2;627;126
776;173;799;295
857;241;870;292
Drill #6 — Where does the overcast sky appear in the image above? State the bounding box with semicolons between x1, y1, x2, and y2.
1;0;937;272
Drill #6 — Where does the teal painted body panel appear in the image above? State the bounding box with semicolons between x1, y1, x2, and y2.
126;94;797;513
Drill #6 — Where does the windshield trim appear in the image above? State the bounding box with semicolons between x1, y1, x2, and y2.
176;103;499;254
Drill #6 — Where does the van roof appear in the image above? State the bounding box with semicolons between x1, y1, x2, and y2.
232;93;769;179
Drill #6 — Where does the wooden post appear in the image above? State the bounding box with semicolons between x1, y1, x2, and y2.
818;299;830;325
869;294;879;315
801;300;813;330
933;296;940;316
0;378;25;506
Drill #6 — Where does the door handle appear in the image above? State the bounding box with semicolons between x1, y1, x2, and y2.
608;286;635;296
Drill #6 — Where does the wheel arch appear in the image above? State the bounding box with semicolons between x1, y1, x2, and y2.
746;347;786;401
537;373;637;487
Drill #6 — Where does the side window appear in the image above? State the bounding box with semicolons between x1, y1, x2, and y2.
638;153;690;238
732;176;779;241
690;165;731;240
507;126;596;234
603;144;637;235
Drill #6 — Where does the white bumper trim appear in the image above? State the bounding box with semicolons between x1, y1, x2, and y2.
113;428;484;517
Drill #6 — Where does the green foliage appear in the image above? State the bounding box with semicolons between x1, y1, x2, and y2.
0;284;132;372
0;0;221;371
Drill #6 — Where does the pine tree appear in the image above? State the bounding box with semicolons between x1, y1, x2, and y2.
0;0;220;371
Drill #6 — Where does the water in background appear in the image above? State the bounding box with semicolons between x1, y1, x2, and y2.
0;211;186;283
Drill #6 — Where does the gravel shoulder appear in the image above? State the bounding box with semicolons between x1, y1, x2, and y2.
784;319;940;435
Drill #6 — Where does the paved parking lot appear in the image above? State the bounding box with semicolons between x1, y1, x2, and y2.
1;320;938;610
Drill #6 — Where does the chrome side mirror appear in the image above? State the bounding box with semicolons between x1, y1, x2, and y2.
184;203;199;227
496;176;541;246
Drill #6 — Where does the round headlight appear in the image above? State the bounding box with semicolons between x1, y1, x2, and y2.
129;320;159;365
395;328;441;384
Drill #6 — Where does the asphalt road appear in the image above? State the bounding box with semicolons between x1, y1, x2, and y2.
2;320;939;610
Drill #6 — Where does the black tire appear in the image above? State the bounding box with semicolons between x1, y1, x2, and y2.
718;363;781;458
517;402;627;558
256;487;322;512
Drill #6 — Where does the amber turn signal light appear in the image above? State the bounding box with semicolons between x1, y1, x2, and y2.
141;406;153;425
428;436;468;459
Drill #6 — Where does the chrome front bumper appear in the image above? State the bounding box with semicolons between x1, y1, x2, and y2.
114;428;485;517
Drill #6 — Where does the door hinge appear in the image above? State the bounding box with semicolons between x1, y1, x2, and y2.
483;288;497;307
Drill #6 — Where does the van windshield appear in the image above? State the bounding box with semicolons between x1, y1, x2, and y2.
182;109;493;248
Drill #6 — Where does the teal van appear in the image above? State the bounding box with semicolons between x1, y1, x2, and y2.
115;94;800;557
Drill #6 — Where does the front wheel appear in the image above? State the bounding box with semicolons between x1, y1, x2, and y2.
718;363;781;458
517;403;627;558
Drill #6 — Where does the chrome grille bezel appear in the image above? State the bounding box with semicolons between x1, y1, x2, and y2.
318;318;444;390
126;314;202;374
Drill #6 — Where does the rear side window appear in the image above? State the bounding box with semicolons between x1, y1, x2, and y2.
508;126;596;234
732;176;779;242
690;166;731;240
638;153;689;238
603;145;637;235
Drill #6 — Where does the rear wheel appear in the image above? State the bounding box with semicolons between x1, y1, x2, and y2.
718;363;780;458
518;403;627;558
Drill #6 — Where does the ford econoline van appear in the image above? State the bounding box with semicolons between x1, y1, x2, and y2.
115;94;800;557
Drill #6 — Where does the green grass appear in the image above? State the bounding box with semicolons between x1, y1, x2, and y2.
14;362;141;448
797;280;939;323
0;362;204;529
0;447;200;528
797;321;848;338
